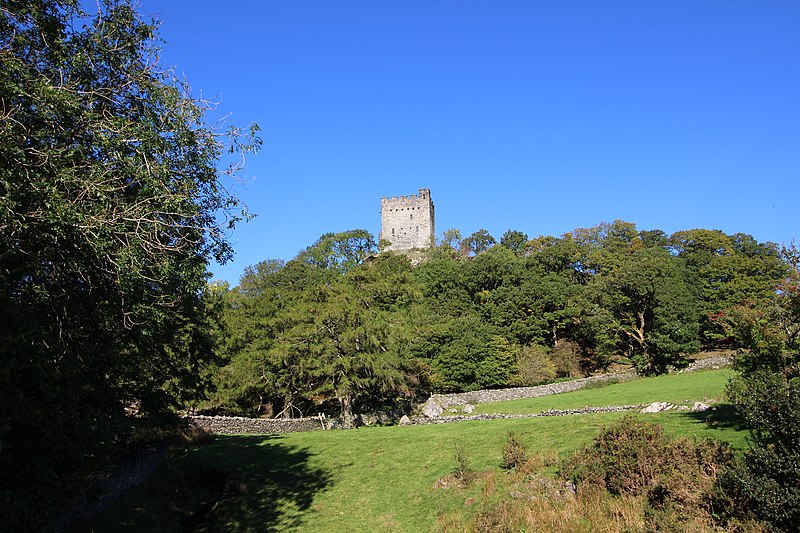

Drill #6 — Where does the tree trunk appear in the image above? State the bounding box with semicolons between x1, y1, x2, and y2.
623;309;649;362
339;393;354;428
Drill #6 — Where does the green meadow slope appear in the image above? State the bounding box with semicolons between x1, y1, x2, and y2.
75;369;746;532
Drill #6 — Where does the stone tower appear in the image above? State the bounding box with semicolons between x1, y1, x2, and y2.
380;188;435;252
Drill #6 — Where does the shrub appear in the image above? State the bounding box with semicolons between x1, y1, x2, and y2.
564;416;672;495
510;344;556;386
550;340;583;378
720;372;800;531
501;432;528;471
177;426;215;447
452;443;475;488
563;416;733;524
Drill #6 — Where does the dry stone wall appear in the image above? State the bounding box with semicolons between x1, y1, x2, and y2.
421;355;732;416
189;415;324;434
422;372;637;415
189;356;732;435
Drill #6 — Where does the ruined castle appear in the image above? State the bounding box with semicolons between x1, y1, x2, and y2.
380;188;435;252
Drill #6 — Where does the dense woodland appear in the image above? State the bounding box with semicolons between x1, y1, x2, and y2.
207;224;790;420
2;1;799;530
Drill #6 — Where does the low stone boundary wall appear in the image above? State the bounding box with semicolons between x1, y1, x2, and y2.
189;415;325;435
409;405;643;425
189;356;732;435
678;355;732;372
424;372;637;414
423;355;733;415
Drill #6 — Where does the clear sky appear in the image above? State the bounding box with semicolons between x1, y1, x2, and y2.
135;1;799;285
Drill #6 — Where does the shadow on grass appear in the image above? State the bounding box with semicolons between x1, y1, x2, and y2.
185;435;333;532
680;403;748;432
71;435;333;533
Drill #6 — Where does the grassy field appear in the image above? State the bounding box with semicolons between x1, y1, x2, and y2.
473;368;733;415
75;370;747;532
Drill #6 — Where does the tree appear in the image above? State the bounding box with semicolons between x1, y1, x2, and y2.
0;1;259;527
461;228;496;256
237;259;287;298
440;228;463;250
295;229;377;273
722;245;800;531
210;260;326;417
670;229;788;348
214;252;430;423
570;220;643;275
285;255;424;424
500;229;528;254
589;247;699;373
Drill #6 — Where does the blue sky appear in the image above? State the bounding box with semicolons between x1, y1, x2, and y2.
137;1;799;285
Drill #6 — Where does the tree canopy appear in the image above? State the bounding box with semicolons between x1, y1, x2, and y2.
209;221;791;417
0;0;259;527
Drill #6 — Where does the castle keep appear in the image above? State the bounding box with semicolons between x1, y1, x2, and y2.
380;188;435;252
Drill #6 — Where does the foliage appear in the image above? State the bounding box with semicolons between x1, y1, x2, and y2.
213;221;789;416
461;228;496;256
452;443;476;487
549;339;582;378
510;344;556;386
722;246;800;531
499;229;528;254
588;246;700;373
723;373;800;531
439;228;462;250
295;229;376;273
210;249;430;421
500;432;528;470
670;229;788;348
79;370;752;532
564;417;735;528
0;0;258;527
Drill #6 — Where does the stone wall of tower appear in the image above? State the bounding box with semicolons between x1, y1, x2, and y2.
380;188;435;252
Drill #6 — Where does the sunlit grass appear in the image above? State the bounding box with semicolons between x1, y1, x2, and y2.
76;369;746;532
473;368;733;415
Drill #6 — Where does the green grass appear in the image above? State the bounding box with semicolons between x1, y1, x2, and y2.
474;368;733;415
74;370;748;532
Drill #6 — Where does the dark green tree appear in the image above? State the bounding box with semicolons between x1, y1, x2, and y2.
210;260;327;417
569;220;643;275
461;228;496;256
722;245;800;531
0;1;259;526
500;229;528;254
589;247;700;373
295;229;377;273
298;255;425;423
670;229;788;347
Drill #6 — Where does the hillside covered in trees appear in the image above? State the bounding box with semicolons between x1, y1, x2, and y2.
206;222;790;423
4;1;799;530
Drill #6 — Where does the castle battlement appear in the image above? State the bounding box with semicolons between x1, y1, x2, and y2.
381;189;431;204
380;188;435;252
